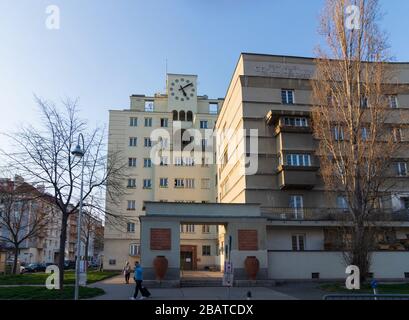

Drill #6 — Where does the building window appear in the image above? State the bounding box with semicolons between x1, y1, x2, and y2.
184;157;194;166
393;128;402;142
209;103;218;114
289;195;304;219
127;179;136;188
283;117;308;127
179;111;186;121
144;101;154;112
202;225;210;233
333;126;345;141
388;95;398;108
286;154;311;166
402;197;409;210
183;224;195;233
160;156;168;166
160;118;168;127
127;200;136;211
143;179;152;189
281;89;294;104
202;245;211;256
201;178;210;189
143;158;152;168
361;127;368;141
175;157;183;166
129;137;137;147
360;96;368;108
337;196;348;210
130;117;138;127
396;162;408;177
159;178;168;188
174;178;184;188
185;178;195;189
129;244;140;256
200;120;208;129
144;117;152;127
172;110;178;121
144;137;152;147
292;234;305;251
187;111;193;122
127;222;135;233
109;259;116;265
128;158;137;167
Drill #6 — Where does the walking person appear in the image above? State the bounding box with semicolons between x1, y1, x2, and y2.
130;261;150;300
123;261;131;284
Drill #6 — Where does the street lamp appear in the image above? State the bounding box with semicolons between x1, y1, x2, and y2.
71;133;85;300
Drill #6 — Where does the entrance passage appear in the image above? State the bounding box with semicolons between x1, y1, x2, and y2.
180;245;196;271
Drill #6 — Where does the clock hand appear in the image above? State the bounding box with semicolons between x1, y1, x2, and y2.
182;83;193;90
179;85;187;96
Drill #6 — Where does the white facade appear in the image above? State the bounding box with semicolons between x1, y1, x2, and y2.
104;74;223;270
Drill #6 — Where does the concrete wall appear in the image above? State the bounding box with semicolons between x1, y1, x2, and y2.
268;251;409;280
267;227;324;251
140;220;180;280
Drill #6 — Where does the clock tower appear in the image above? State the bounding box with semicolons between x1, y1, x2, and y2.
167;74;198;113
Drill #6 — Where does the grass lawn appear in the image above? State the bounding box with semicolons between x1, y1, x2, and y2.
0;270;119;285
0;286;105;300
320;282;409;294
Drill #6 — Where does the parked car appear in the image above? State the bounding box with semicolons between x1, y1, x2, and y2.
23;263;46;273
64;260;76;270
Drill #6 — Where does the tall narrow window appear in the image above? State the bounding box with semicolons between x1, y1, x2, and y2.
172;110;178;121
396;162;408;177
143;158;152;168
129;137;137;147
160;118;168;127
127;179;136;188
143;179;152;189
187;111;193;122
200;120;208;129
128;158;137;167
281;89;294;104
127;200;136;211
129;117;138;127
388;95;398;108
393;128;402;142
292;234;305;251
290;195;304;219
127;222;135;232
159;178;168;188
144;137;152;147
144;117;152;127
334;126;345;141
179;111;186;121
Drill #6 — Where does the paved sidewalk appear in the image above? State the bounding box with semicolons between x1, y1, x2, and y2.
89;275;297;300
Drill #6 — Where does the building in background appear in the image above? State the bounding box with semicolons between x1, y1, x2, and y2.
104;74;223;270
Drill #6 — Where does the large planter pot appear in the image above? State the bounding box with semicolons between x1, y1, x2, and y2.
244;256;259;280
153;256;168;280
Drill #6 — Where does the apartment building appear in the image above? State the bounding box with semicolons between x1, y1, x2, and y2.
214;53;409;280
103;74;223;270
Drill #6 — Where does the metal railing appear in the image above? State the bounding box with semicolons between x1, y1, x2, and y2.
262;207;409;221
324;294;409;300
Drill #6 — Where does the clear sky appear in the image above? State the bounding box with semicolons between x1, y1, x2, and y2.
1;0;408;149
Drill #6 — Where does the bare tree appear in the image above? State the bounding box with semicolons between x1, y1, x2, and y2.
312;0;408;279
0;178;48;274
0;97;126;289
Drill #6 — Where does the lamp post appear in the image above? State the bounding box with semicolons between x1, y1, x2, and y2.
71;133;85;300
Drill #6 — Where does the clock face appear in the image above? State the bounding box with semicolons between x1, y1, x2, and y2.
169;77;195;102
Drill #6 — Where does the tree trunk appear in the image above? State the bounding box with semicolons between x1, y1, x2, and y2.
58;213;69;290
12;246;19;274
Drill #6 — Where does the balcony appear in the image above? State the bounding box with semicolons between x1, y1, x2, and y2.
263;207;409;222
277;165;319;189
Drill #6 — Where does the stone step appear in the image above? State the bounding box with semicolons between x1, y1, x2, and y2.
180;279;223;287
